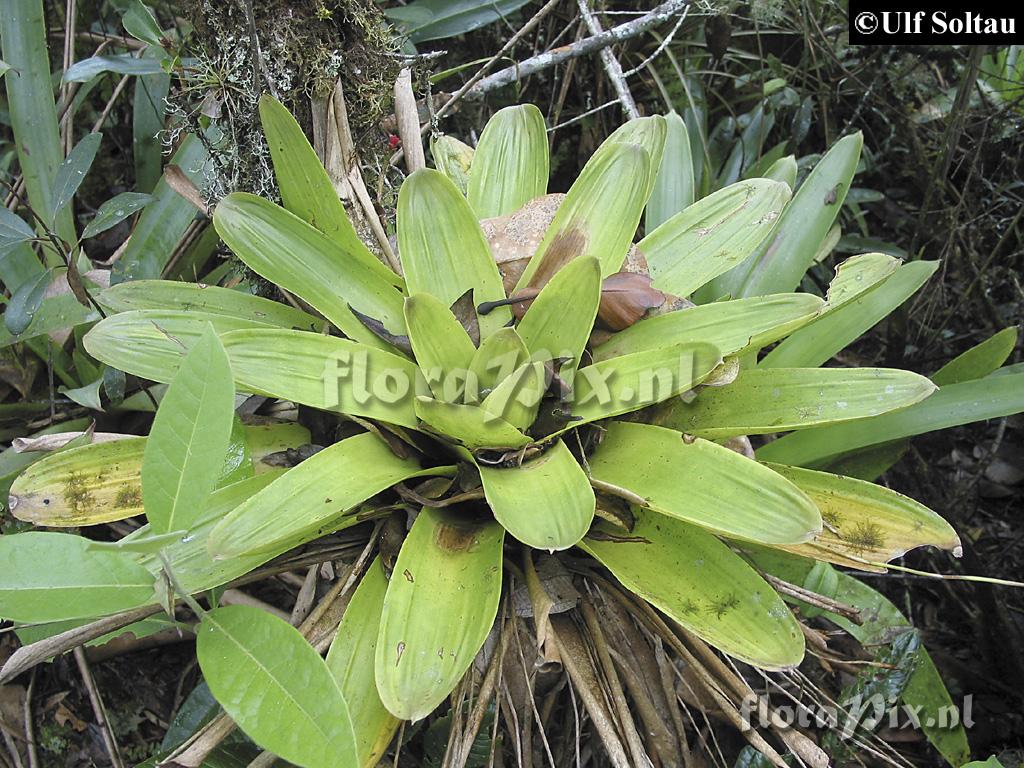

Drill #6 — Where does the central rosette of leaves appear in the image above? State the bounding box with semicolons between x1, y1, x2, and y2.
36;98;956;749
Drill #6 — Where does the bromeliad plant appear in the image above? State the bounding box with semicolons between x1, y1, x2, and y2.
4;96;1016;767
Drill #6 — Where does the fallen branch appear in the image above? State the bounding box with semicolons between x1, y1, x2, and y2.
464;0;690;100
576;0;639;119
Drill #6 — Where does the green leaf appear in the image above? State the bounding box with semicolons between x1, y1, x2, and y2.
593;293;823;362
656;367;937;439
516;141;654;287
208;432;451;559
384;0;533;43
0;207;37;254
763;463;961;569
0;290;98;348
62;54;168;82
757;371;1024;467
480;360;546;431
114;133;211;281
398;169;510;337
5;269;54;336
479;439;594;550
641;179;791;299
414;396;530;451
83;310;275;383
197;605;358;768
588;421;820;545
2;0;77;245
645;111;695;232
821;252;902;308
566;342;722;427
258;94;401;287
711;132;863;299
98;280;321;331
468;327;529;394
132;51;169;194
50;132;102;220
605;116;667;202
405;293;478;401
214;192;405;349
430;135;474;194
82;192;155;239
468;104;548;218
142;326;235;534
326;557;401;768
580;507;804;669
0;532;154;622
59;376;104;411
221;329;421;428
762;155;797;189
762;260;939;368
516;256;601;368
122;0;164;48
376;507;504;720
932;326;1018;386
139;472;284;597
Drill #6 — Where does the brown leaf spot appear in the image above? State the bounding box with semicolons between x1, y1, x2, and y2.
528;227;588;290
403;568;414;583
395;641;406;666
711;593;739;618
114;485;142;508
63;473;95;516
842;521;886;552
433;521;480;553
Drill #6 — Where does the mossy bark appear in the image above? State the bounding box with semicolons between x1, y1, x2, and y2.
182;0;400;201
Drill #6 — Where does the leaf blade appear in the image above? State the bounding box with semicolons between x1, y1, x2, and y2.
468;104;549;218
376;507;504;720
258;94;401;287
398;169;510;337
142;325;235;533
656;367;937;439
588;421;821;545
197;605;358;768
0;532;154;622
641;178;791;299
207;433;451;559
479;440;595;550
214;192;406;349
326;557;401;768
580;508;804;669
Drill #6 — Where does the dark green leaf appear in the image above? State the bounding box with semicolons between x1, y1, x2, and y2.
82;192;154;239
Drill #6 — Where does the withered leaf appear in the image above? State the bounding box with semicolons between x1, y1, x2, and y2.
597;272;666;331
349;305;413;356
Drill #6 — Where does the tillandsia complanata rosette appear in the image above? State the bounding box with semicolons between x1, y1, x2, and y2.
4;96;1019;768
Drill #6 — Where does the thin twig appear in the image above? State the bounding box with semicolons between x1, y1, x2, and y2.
73;647;125;768
24;671;38;768
429;0;564;130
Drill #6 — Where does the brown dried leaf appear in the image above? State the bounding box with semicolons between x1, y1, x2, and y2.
597;272;666;331
450;289;481;346
164;164;208;215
